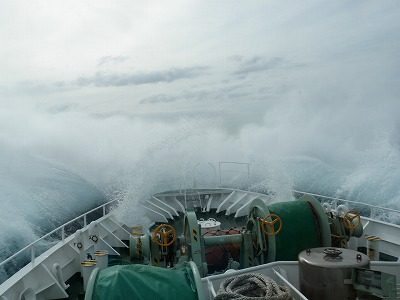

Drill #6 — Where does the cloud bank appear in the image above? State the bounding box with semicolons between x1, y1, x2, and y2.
75;66;209;87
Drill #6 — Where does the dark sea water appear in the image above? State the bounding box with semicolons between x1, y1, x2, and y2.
1;107;400;283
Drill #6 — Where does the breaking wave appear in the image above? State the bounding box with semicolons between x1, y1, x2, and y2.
1;101;400;282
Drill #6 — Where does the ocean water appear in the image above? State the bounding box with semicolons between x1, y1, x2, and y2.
1;0;400;287
0;149;106;282
1;98;400;283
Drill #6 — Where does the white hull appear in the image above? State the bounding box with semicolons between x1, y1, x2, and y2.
1;188;400;299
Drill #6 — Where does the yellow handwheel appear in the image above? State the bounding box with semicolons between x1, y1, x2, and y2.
153;224;177;246
343;210;361;229
261;214;282;236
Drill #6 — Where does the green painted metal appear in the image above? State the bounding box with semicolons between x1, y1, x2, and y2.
184;211;207;276
86;264;200;300
267;195;331;261
150;236;163;267
241;231;255;268
247;198;274;263
299;194;331;247
84;268;100;300
127;195;332;277
187;261;206;300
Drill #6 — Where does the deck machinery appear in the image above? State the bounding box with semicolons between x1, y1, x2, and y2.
130;195;360;274
86;194;397;300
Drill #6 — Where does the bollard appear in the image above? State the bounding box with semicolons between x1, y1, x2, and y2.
366;235;381;260
81;260;97;291
132;226;143;237
94;250;109;270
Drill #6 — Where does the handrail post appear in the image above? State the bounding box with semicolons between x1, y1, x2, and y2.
219;162;222;187
103;205;106;216
332;200;338;211
31;246;35;265
218;161;251;189
84;214;87;227
247;163;250;191
0;198;119;276
61;226;65;242
371;207;376;219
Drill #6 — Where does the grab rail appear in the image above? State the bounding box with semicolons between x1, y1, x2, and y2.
293;190;400;224
219;162;250;189
0;199;118;272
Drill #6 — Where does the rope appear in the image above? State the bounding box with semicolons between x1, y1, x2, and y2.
214;273;291;300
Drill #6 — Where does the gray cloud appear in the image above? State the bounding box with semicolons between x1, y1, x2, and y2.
5;65;211;95
139;94;177;105
233;56;284;77
139;89;215;106
227;55;244;62
45;103;78;114
138;83;263;107
97;55;129;66
89;109;222;121
11;80;72;95
75;66;209;87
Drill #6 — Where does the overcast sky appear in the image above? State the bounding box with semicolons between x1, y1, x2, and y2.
1;0;400;209
1;0;400;170
1;0;399;131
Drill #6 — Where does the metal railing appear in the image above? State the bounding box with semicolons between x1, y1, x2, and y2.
216;162;400;225
0;199;118;273
293;190;400;225
219;162;250;189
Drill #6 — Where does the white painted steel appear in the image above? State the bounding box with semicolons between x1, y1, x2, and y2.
0;210;128;300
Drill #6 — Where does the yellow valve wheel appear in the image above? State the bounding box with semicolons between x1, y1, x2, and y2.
261;214;282;236
153;224;177;247
343;209;361;229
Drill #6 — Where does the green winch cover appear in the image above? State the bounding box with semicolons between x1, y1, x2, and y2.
91;264;199;300
268;200;321;261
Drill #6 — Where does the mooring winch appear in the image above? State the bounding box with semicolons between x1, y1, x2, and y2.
129;194;364;277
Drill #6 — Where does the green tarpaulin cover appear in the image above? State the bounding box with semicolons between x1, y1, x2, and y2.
92;264;199;300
